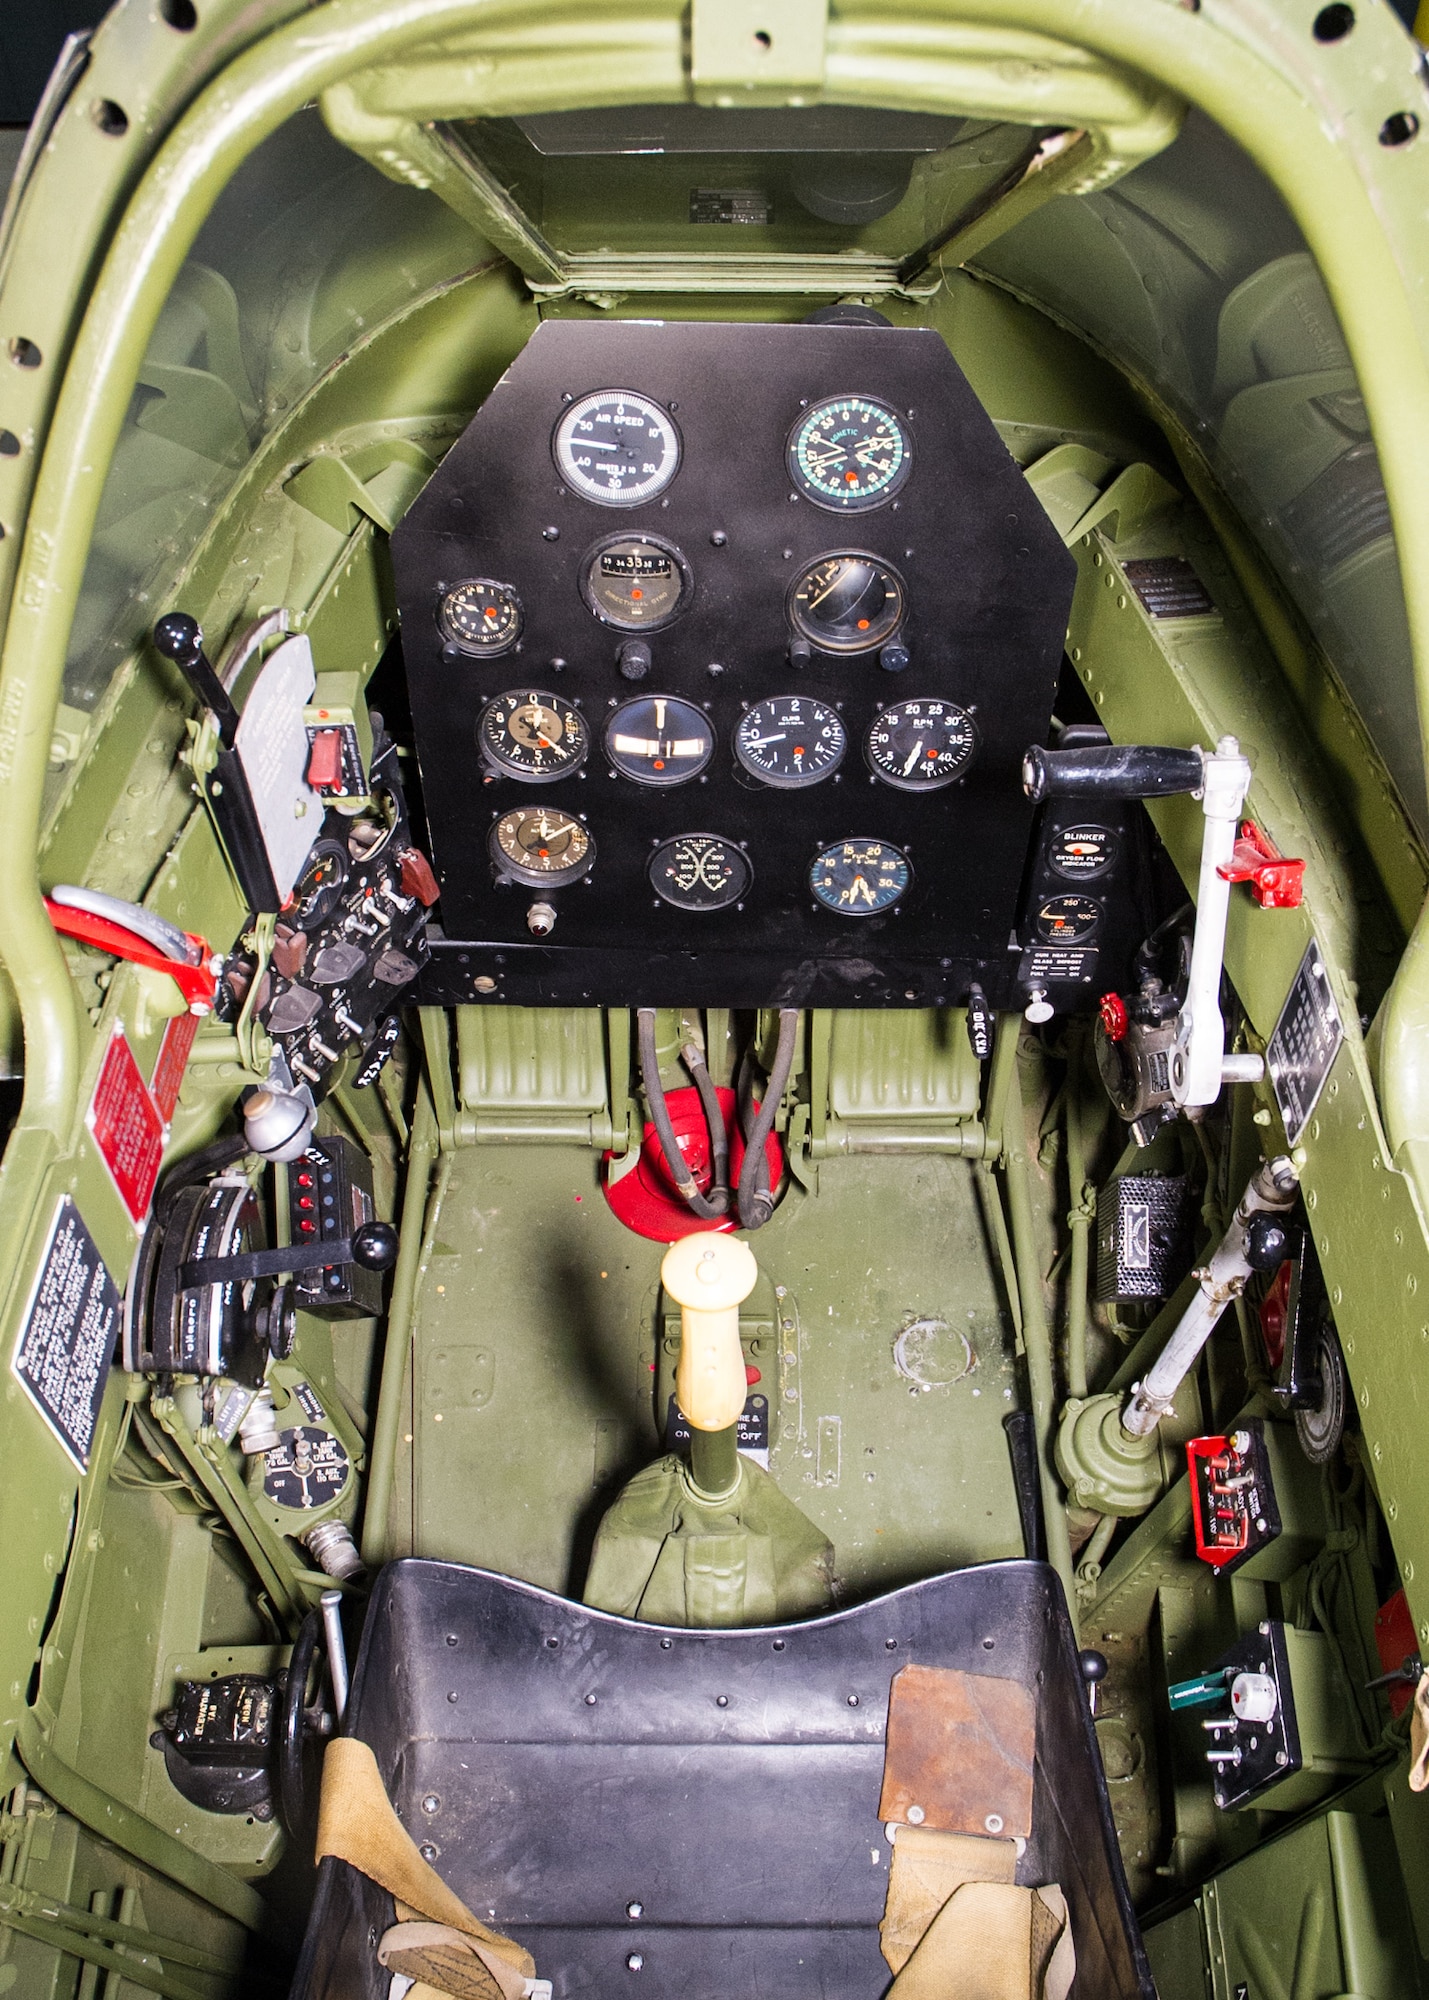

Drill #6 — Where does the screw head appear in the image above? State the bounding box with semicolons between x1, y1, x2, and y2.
626;1901;644;1919
906;1804;925;1824
419;1843;438;1862
585;1692;598;1706
626;1952;644;1971
985;1814;1004;1835
422;1794;440;1815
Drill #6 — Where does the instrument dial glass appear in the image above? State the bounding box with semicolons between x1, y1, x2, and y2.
606;695;714;786
735;694;846;788
809;838;911;917
650;834;751;911
553;390;681;507
1048;824;1119;881
291;839;349;930
479;690;589;784
1034;893;1102;944
787;395;912;512
789;553;904;654
866;698;977;790
439;578;523;655
490;807;594;887
581;534;691;630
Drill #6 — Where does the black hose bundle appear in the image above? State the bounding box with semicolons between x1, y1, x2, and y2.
637;1008;728;1221
737;1009;799;1232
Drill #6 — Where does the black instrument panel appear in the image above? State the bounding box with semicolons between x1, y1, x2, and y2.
394;318;1075;1008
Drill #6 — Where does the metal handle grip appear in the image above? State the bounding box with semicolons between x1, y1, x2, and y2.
1022;742;1204;802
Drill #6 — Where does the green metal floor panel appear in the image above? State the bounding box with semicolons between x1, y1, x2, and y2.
401;1145;1024;1602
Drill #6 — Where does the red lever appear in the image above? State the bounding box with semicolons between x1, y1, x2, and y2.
1217;820;1304;909
306;728;344;792
1098;992;1129;1042
399;846;440;906
45;902;218;1012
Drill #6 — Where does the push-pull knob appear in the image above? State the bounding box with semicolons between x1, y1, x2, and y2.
663;1233;758;1433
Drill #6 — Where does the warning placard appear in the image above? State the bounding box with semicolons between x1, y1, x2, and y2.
87;1028;164;1224
12;1197;120;1471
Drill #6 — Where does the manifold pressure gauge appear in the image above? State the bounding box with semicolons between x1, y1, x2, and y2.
789;553;905;654
439;579;523;655
787;396;912;512
479;690;588;783
581;534;692;630
606;695;713;785
865;698;977;790
650;834;751;911
490;807;594;887
553;390;681;507
735;694;846;788
810;838;910;916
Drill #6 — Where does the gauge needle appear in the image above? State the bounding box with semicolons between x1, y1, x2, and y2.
745;732;786;748
902;740;925;777
850;876;876;906
581;439;618;450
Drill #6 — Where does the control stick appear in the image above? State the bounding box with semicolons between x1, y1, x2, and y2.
664;1232;758;1499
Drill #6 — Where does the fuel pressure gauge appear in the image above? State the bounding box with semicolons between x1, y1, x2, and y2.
650;834;751;911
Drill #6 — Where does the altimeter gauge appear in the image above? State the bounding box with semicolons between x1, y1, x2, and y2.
553;390;681;507
606;695;714;785
809;838;911;916
439;578;523;655
479;690;589;783
865;698;976;791
787;395;912;512
735;695;846;788
489;807;595;887
650;834;751;911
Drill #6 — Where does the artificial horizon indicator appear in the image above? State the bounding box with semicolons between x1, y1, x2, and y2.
650;834;751;910
439;578;524;655
810;838;911;916
787;395;912;511
553;389;682;506
479;690;589;782
489;806;594;887
734;694;846;788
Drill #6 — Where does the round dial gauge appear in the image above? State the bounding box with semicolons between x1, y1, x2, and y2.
1048;823;1119;881
581;534;692;630
735;694;846;788
489;807;594;887
789;553;905;654
866;698;976;790
650;834;751;911
262;1427;351;1511
606;694;713;786
810;838;911;917
787;395;912;512
1034;893;1102;944
479;690;589;784
439;578;523;655
553;390;681;507
291;838;349;930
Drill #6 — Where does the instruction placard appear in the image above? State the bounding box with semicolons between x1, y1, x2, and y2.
12;1196;120;1471
87;1027;164;1224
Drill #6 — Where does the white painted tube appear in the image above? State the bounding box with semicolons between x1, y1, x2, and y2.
1176;737;1252;1109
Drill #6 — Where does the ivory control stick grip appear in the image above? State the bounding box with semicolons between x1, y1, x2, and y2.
663;1233;758;1432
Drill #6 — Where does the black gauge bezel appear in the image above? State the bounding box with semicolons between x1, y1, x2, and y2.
579;532;694;633
605;693;715;787
551;389;682;508
649;832;752;912
291;838;350;930
1034;892;1103;945
786;393;913;514
734;693;847;790
437;577;524;656
1048;823;1121;882
478;689;590;785
488;807;595;888
808;837;912;918
864;696;978;793
787;550;907;656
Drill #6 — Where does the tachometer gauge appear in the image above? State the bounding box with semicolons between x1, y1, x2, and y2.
581;534;692;630
479;690;589;783
787;395;912;512
735;695;846;788
489;806;594;887
650;834;751;911
553;390;681;507
439;578;523;655
865;698;976;791
789;553;905;654
291;838;349;930
810;838;910;917
1048;823;1119;881
606;695;713;786
1034;893;1102;944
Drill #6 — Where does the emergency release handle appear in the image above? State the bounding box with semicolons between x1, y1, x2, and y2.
1021;742;1204;802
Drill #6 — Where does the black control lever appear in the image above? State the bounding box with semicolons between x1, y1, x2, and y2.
153;612;243;749
180;1220;399;1290
1021;742;1204;802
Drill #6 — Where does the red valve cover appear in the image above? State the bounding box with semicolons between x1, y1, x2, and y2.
603;1084;784;1243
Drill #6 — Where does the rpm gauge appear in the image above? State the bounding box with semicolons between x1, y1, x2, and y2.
787;395;912;512
439;578;523;655
866;698;976;791
479;690;589;783
735;695;846;788
553;390;681;507
790;553;904;654
650;834;751;911
606;695;713;786
809;838;911;917
489;807;594;887
581;534;692;630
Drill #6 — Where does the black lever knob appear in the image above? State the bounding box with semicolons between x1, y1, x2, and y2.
1021;742;1204;802
1244;1212;1291;1273
153;612;241;747
179;1219;400;1290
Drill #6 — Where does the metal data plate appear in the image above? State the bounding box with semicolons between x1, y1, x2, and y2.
1267;939;1344;1145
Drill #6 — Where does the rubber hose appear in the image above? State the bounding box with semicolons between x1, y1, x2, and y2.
637;1009;727;1221
737;1010;799;1231
681;1039;730;1213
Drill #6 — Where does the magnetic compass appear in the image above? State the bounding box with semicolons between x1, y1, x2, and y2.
479;690;589;783
650;834;751;911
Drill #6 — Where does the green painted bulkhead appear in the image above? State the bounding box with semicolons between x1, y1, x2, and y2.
2;1;1429;1994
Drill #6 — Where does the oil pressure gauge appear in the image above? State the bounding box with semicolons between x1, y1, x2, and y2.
479;690;589;783
490;807;594;887
866;698;976;790
439;578;523;655
650;834;751;911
